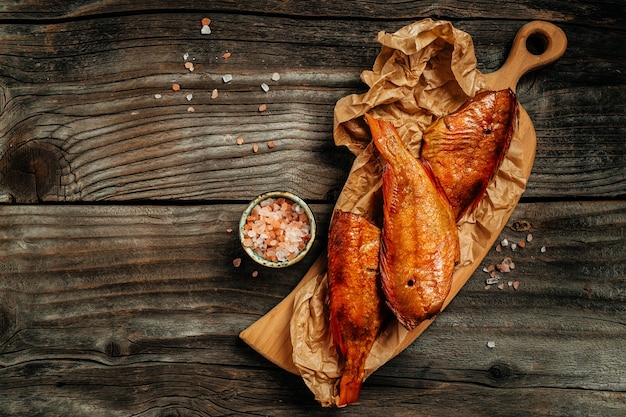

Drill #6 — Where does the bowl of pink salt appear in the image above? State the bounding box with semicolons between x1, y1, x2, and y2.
239;191;316;268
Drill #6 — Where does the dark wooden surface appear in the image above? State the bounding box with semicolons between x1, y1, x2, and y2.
0;1;624;416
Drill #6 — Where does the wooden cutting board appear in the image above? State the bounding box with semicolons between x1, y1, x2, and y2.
240;20;567;376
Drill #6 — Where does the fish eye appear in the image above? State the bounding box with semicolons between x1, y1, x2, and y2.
407;279;415;287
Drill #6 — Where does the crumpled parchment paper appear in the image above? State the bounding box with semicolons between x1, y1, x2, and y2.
290;18;529;407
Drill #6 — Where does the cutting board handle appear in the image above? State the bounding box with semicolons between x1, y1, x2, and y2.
484;21;567;91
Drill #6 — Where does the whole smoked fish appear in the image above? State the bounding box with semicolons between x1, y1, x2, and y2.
366;114;459;331
327;210;385;406
421;89;518;219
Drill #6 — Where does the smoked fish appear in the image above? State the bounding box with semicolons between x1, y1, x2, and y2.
327;210;386;406
421;89;518;220
366;114;459;331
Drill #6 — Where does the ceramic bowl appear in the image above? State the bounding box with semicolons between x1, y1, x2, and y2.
239;191;316;268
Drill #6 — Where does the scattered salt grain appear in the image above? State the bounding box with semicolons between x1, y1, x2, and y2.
187;106;195;112
497;282;506;290
186;93;193;101
236;137;245;145
495;244;502;253
527;233;533;242
510;243;517;251
513;281;520;290
252;144;259;153
502;257;515;269
233;258;242;268
541;246;547;253
487;341;496;348
211;89;219;99
501;238;509;247
154;93;162;99
271;72;281;81
222;74;233;83
201;25;211;35
261;83;270;92
183;53;189;61
242;197;311;263
226;228;233;233
486;276;500;285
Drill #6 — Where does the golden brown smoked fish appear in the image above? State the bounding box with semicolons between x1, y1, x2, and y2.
421;89;518;220
366;114;459;331
328;210;385;406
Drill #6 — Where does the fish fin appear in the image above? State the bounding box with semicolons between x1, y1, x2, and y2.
378;246;419;330
377;238;390;296
329;309;347;357
420;157;453;206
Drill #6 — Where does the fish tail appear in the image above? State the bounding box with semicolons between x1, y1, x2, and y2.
364;113;403;161
338;375;363;406
364;113;380;137
364;113;383;151
337;350;368;406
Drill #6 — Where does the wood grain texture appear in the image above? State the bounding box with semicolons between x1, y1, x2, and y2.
0;0;625;415
0;0;623;26
0;8;624;202
0;201;624;416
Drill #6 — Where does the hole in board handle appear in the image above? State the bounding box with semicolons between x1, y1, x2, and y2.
526;32;549;56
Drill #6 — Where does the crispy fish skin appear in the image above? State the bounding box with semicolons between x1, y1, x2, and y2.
328;210;385;406
366;114;459;331
421;89;518;220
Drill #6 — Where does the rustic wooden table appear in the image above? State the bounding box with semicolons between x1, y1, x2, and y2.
0;1;624;416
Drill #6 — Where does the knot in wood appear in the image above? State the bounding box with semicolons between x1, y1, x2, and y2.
104;339;133;358
488;362;514;381
2;142;68;202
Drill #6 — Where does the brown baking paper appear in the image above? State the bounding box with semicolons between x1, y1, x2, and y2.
290;18;530;406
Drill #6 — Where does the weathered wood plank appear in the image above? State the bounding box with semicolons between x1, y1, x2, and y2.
0;201;624;415
0;11;624;203
0;13;622;83
0;0;622;29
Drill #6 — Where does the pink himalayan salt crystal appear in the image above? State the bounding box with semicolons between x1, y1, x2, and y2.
242;197;311;263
